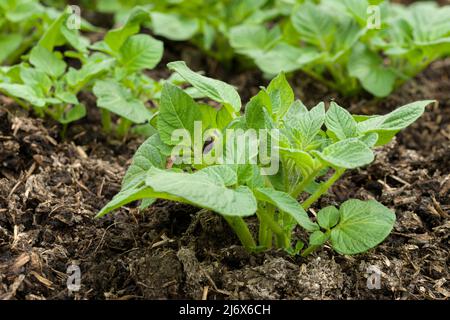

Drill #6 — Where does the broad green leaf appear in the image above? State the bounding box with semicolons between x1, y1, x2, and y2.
330;199;395;255
291;2;334;50
20;66;52;94
93;80;152;123
122;134;166;190
245;90;273;130
167;61;241;113
0;34;22;63
198;104;218;129
255;187;319;232
254;43;319;76
193;165;237;187
0;83;46;107
266;72;294;120
57;104;86;124
119;34;163;72
96;184;160;218
38;11;69;51
317;206;340;229
313;138;374;169
348;44;396;97
66;56;114;88
104;7;149;53
30;46;67;78
283;100;308;125
278;147;316;176
357;100;432;145
145;168;257;217
309;230;329;246
157;83;202;145
229;24;281;57
150;12;199;41
288;102;325;148
325;102;357;140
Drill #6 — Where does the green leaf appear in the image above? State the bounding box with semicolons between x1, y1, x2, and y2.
30;46;67;78
325;102;358;140
193;165;237;187
145;168;257;217
38;11;69;51
167;61;241;113
157;83;202;145
330;199;395;255
93;80;152;123
357;100;432;145
229;24;281;57
254;43;319;76
266;72;294;121
291;2;334;49
317;206;340;229
313;138;374;169
104;7;149;53
150;12;199;41
57;104;86;124
348;44;396;97
283;100;308;125
254;187;319;232
309;230;329;246
0;34;22;63
122;134;166;190
245;90;273;130
66;55;114;88
0;83;46;107
287;102;325;148
20;66;52;94
96;184;157;218
119;34;163;72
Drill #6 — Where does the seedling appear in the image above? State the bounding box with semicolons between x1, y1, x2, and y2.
97;62;433;256
230;0;450;97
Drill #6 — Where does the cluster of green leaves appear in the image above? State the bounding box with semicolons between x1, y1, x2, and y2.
0;6;192;136
97;62;432;255
80;0;293;63
1;0;62;64
230;0;450;97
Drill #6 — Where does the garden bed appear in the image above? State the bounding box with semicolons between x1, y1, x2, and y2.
0;50;448;299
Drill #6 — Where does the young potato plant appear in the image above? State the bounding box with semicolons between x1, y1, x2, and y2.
229;0;450;97
97;61;433;256
0;6;188;137
0;10;92;127
88;0;293;63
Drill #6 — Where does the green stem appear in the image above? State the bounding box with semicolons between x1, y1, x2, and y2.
223;216;256;251
117;118;131;137
258;208;289;249
101;109;112;134
301;168;345;210
290;166;323;198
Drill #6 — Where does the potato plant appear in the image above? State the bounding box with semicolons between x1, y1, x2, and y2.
97;62;433;256
0;6;198;137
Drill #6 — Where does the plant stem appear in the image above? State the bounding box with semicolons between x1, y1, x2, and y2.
301;168;345;210
257;209;289;248
290;166;323;198
101;109;112;133
223;216;256;251
117;118;131;138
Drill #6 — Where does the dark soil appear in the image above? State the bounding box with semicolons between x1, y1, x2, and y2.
0;48;449;299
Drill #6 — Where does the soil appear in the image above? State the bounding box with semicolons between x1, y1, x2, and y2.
0;43;449;300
